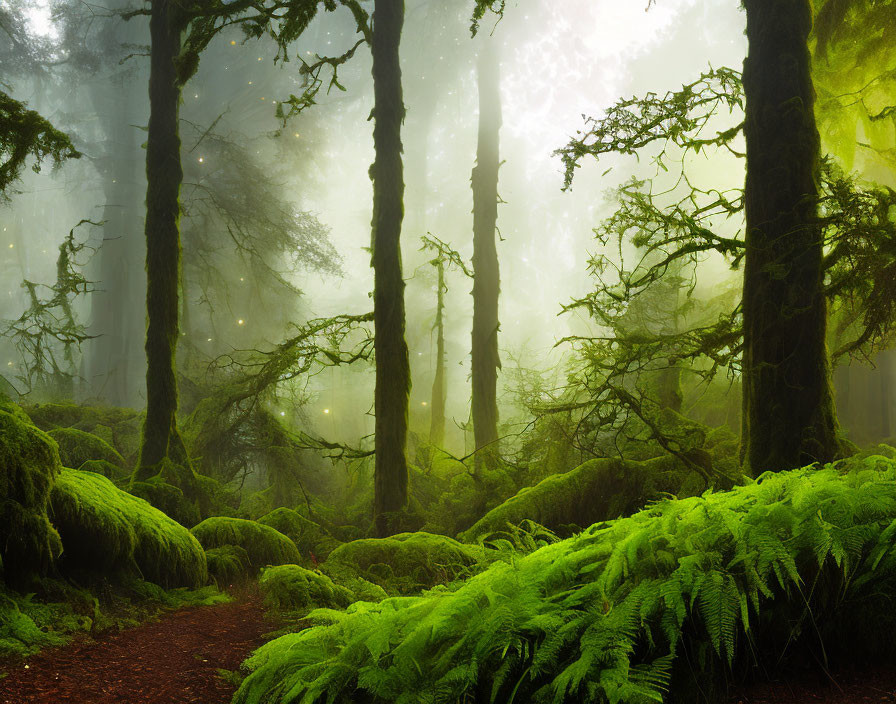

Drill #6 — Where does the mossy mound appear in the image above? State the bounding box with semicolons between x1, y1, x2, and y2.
459;455;686;542
206;545;253;586
49;468;207;588
259;565;353;613
77;459;128;481
0;402;63;581
195;473;239;518
257;508;340;564
26;404;142;465
48;427;126;471
324;532;488;594
129;477;200;528
235;456;896;704
191;517;301;571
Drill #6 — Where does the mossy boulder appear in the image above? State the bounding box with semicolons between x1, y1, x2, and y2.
26;404;142;465
0;402;62;581
257;508;340;564
459;456;686;542
129;477;200;528
49;468;207;588
324;532;487;594
47;427;126;470
191;517;300;571
77;459;128;481
259;564;354;613
205;545;253;586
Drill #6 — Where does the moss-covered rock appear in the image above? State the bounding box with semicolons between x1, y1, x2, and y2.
459;456;685;542
195;473;239;519
77;459;128;481
47;427;126;470
259;564;354;613
191;517;300;571
129;477;200;528
324;532;488;595
26;404;142;465
257;508;340;564
49;468;207;588
205;545;253;586
0;402;63;581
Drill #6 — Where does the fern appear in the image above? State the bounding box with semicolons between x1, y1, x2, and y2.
236;454;896;703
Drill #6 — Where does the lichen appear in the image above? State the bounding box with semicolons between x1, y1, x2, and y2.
49;468;207;588
257;508;340;565
190;517;300;570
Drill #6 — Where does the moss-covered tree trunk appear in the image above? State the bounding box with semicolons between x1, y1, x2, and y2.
471;36;501;469
136;0;192;481
741;0;842;473
429;259;446;447
371;0;410;538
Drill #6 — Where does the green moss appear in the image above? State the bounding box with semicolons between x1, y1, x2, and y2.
324;532;488;595
0;403;62;582
129;477;200;527
257;508;340;564
49;468;207;588
191;517;301;570
25;404;143;464
195;473;239;518
78;458;128;481
259;565;353;614
205;546;253;587
459;456;686;542
48;427;126;470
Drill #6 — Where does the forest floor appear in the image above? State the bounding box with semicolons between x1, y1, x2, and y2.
729;665;896;703
0;592;274;704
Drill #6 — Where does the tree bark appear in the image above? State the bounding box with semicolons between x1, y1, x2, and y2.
136;0;187;477
429;259;446;446
741;0;842;473
371;0;410;537
471;35;501;469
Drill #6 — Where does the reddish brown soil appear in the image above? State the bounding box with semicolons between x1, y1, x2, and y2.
730;666;896;703
0;596;273;704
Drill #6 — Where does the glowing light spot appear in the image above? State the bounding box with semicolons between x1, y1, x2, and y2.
198;157;204;163
207;338;212;342
248;81;253;85
230;40;236;45
323;409;330;414
258;57;262;61
280;411;286;417
8;244;13;249
421;402;427;406
237;319;244;325
293;133;300;138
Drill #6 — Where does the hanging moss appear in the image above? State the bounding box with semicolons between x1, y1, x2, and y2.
205;545;253;587
257;508;340;564
324;532;488;595
259;565;354;614
459;456;689;542
128;476;201;528
49;468;207;588
191;517;301;570
48;427;126;470
0;402;63;583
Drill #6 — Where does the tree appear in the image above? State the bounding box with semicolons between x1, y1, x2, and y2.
470;33;502;469
370;0;409;537
740;0;843;471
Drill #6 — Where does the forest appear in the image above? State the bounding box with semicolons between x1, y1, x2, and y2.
2;0;896;702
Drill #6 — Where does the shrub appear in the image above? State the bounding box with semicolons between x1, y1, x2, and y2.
206;546;253;586
259;565;353;614
191;517;300;570
236;456;896;704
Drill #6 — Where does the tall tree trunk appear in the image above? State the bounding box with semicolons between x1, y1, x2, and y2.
741;0;842;473
371;0;409;537
429;259;446;446
470;36;501;469
136;0;190;480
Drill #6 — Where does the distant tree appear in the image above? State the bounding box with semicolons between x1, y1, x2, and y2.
470;34;502;470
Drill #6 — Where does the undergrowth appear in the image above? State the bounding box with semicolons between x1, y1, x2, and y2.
236;454;896;704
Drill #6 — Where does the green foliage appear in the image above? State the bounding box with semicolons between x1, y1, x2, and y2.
191;517;301;571
0;90;79;198
236;455;896;704
48;427;126;470
49;468;207;588
258;508;341;565
259;565;353;615
324;533;489;595
129;476;201;528
205;545;253;587
0;401;62;582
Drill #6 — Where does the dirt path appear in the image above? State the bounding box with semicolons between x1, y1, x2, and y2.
0;596;273;704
